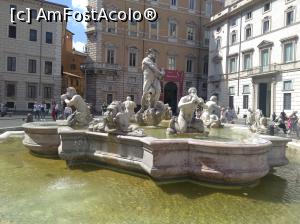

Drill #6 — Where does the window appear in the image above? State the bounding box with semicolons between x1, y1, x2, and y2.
245;25;252;40
229;57;237;73
29;29;37;41
231;18;237;27
204;30;210;47
263;2;271;13
229;87;235;95
231;31;237;44
28;59;37;73
6;83;15;97
31;9;38;19
129;51;137;67
10;5;17;12
168;56;176;70
27;83;37;99
45;61;52;75
246;11;252;20
261;49;270;71
107;49;115;64
171;0;177;7
8;25;16;38
283;80;293;91
243;95;249;109
283;93;291;110
205;0;212;16
286;8;295;26
44;86;52;99
187;27;195;41
283;42;294;63
186;58;193;73
149;21;158;39
229;96;234;109
46;32;53;44
216;38;221;49
107;94;113;105
70;64;76;70
243;53;252;70
189;0;195;10
169;22;177;38
129;19;138;37
7;57;16;71
243;85;250;94
262;18;270;33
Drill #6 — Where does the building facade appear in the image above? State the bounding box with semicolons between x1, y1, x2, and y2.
0;0;66;111
62;30;87;97
85;0;224;113
207;0;300;118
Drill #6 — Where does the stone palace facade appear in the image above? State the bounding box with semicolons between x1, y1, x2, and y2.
207;0;300;118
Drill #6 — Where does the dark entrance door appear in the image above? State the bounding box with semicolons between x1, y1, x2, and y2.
259;83;267;116
164;82;178;115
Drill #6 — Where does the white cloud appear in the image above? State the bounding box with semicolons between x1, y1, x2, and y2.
72;0;88;11
73;41;86;53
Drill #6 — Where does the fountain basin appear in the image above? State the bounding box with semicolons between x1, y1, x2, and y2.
58;126;272;185
22;122;60;157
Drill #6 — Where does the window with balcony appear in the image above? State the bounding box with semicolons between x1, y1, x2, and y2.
168;56;176;70
243;53;252;70
285;7;295;26
28;59;37;73
283;42;294;63
245;25;252;40
262;17;270;34
283;93;291;110
7;57;16;72
229;57;237;73
260;49;270;71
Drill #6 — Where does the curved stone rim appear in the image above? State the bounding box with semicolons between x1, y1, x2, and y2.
22;122;58;130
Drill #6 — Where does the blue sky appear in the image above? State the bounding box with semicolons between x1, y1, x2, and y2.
48;0;87;52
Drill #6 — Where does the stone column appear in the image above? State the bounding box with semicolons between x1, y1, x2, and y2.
252;81;258;110
270;78;276;118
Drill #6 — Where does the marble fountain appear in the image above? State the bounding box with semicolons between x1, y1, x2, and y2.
21;50;290;186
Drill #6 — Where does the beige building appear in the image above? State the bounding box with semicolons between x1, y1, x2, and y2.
0;0;66;111
85;0;224;113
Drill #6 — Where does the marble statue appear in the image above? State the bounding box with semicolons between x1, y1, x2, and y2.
123;96;136;121
201;96;222;128
248;109;268;134
167;87;205;134
140;49;165;111
90;101;145;136
62;87;92;127
135;49;171;126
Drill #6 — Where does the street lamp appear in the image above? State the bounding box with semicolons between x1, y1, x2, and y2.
80;64;87;99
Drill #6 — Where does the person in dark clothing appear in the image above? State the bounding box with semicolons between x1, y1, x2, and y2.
272;112;276;122
277;111;288;134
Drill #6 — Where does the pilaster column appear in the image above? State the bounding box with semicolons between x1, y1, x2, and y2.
252;80;258;110
270;78;276;118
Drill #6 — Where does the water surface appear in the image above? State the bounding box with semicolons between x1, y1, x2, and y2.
1;138;300;224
